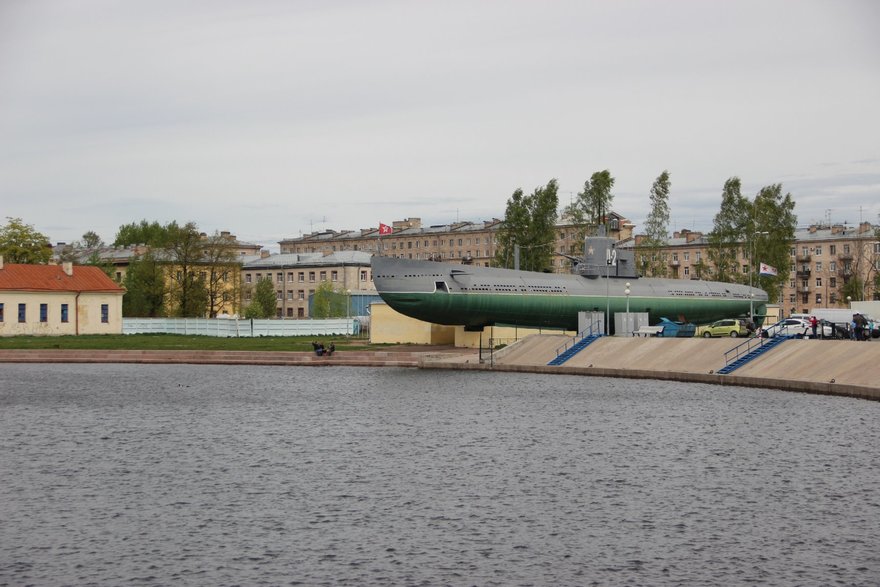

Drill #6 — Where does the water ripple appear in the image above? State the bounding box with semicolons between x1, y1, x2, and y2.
1;363;879;586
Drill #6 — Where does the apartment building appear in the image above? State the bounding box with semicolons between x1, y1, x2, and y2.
278;214;635;273
627;223;879;312
242;251;375;319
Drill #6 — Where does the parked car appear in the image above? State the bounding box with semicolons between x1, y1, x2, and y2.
697;318;749;338
761;318;811;339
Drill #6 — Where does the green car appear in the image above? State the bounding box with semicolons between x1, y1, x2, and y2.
697;318;749;338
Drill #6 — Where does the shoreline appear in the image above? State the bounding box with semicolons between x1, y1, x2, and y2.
1;337;877;402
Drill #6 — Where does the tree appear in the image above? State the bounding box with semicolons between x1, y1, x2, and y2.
113;220;175;248
311;281;349;318
563;170;615;247
494;179;559;271
752;184;797;304
707;178;750;283
166;222;208;317
82;231;103;248
122;251;167;317
0;217;52;264
637;171;672;277
201;231;241;318
245;277;277;319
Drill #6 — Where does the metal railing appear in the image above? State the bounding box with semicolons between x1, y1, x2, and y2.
554;318;603;358
723;319;788;365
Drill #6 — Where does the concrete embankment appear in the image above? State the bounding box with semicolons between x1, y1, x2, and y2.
0;347;477;368
422;335;880;402
3;337;877;401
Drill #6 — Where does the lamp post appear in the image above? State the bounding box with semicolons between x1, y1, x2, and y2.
624;282;631;336
749;231;770;322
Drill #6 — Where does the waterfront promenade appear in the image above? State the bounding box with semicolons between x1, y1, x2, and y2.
424;335;880;401
1;336;877;401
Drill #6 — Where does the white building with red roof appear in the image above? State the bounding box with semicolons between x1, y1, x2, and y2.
0;257;125;336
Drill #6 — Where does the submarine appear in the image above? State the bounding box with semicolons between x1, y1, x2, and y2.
371;233;768;333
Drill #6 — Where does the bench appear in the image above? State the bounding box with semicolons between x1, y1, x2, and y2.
632;326;664;337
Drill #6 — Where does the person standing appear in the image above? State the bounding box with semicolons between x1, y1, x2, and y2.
810;315;818;338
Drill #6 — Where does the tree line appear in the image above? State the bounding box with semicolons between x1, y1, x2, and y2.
492;171;829;305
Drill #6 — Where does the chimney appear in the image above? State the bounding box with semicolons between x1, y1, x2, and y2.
62;261;73;276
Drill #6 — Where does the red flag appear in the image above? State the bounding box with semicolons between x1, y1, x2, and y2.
378;223;393;235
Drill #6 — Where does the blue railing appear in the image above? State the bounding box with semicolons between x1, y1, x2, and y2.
554;318;604;359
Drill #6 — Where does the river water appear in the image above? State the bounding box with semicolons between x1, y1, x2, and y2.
1;364;878;586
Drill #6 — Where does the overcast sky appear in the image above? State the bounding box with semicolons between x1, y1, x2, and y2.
1;0;878;251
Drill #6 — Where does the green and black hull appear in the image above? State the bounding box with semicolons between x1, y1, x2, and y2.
372;255;768;332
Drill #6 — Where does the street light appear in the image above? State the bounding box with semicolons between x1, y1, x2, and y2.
749;231;770;322
624;282;631;336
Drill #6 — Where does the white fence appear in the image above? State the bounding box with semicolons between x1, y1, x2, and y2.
123;317;360;337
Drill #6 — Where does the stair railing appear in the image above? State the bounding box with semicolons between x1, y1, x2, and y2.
723;319;788;365
554;318;603;359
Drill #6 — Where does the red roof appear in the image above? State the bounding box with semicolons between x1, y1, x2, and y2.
0;263;125;293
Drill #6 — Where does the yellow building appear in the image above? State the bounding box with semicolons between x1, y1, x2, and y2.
0;258;125;336
242;251;376;318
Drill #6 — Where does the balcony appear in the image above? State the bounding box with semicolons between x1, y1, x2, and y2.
796;268;811;277
796;254;811;262
669;260;680;266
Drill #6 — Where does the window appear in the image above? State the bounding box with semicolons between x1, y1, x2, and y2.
815;261;822;272
276;291;282;301
298;272;305;283
815;245;822;255
816;277;822;287
816;294;822;304
277;273;283;283
830;261;836;271
361;270;368;281
830;245;836;255
287;272;294;282
245;274;252;284
309;272;315;282
298;290;305;301
331;271;338;281
101;304;109;323
684;267;690;276
695;251;701;261
830;277;837;288
18;303;26;323
287;290;293;300
320;271;327;281
40;303;48;323
742;264;749;274
802;247;808;257
0;303;4;322
684;252;690;261
843;244;850;254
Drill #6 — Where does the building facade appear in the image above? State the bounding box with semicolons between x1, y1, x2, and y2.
628;223;880;313
242;251;376;319
0;258;125;336
278;215;635;273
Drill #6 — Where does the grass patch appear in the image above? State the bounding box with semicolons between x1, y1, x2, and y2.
0;334;392;352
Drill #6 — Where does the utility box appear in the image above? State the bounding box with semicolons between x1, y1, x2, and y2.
577;311;606;335
614;312;649;336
